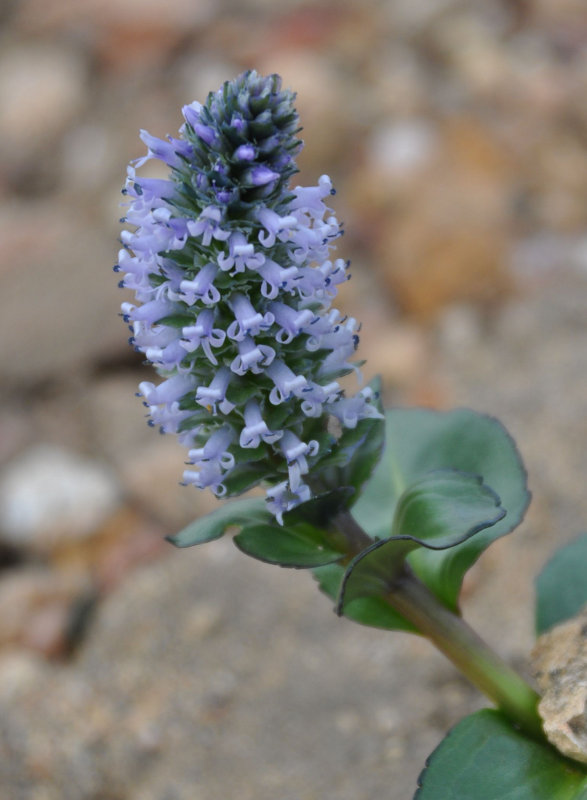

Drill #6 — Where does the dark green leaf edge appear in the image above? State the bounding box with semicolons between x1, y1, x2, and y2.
392;469;506;543
166;496;270;547
441;409;530;542
389;408;531;539
313;563;418;633
336;472;505;616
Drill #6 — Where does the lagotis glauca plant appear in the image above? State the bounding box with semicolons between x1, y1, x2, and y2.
117;71;587;798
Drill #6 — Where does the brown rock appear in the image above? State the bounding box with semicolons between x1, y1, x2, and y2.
371;116;514;319
386;223;510;319
0;44;88;155
48;506;167;591
255;51;356;176
0;203;126;383
15;0;217;71
531;606;587;765
0;568;90;657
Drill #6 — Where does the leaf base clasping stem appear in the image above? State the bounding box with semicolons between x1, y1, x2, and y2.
334;510;543;741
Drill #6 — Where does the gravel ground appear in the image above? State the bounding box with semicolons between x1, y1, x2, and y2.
1;1;587;797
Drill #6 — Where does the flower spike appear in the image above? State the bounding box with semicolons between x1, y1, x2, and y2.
119;70;381;520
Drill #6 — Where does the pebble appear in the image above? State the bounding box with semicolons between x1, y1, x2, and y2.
0;445;121;550
368;120;438;179
0;567;90;657
0;652;48;701
0;203;126;384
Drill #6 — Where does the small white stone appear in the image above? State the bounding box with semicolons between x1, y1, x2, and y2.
0;445;121;548
0;652;47;700
369;120;438;177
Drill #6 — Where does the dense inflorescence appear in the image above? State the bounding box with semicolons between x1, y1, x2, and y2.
116;70;380;522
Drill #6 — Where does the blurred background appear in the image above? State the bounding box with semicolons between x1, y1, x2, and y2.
1;0;587;798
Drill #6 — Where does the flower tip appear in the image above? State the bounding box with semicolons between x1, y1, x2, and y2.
249;166;280;187
182;101;202;127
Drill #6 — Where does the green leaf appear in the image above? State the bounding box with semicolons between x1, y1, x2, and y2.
535;533;587;635
392;471;505;546
234;522;345;568
313;563;417;632
416;709;587;800
337;470;505;614
353;408;530;611
337;472;505;615
232;488;354;569
263;402;296;432
166;496;270;547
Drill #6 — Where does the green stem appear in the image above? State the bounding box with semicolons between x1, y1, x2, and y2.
332;509;374;553
333;511;543;740
385;567;543;739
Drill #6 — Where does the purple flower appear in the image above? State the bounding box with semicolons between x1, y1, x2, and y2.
180;309;226;365
179;263;220;306
118;70;382;521
196;368;235;415
239;400;283;448
217;232;265;273
230;337;275;376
